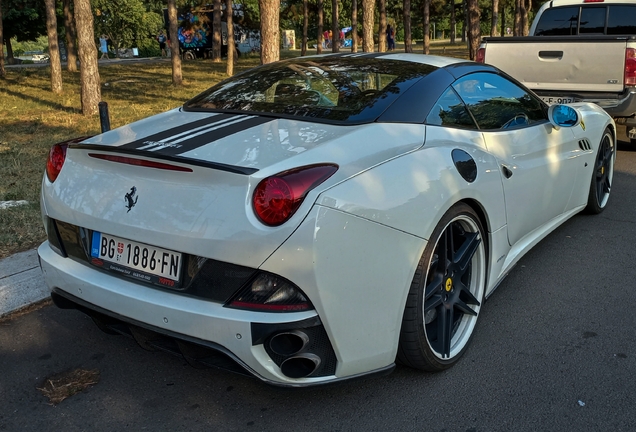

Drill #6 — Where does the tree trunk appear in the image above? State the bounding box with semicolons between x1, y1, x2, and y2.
6;38;14;63
226;0;234;76
63;0;78;72
212;0;222;62
301;0;308;56
422;0;430;54
0;0;5;79
467;0;480;60
317;0;323;54
491;0;499;36
167;0;182;86
514;0;521;36
403;0;412;53
259;0;280;64
362;0;374;52
45;0;63;93
522;0;530;35
379;0;386;52
73;0;100;115
450;0;456;44
501;1;505;36
462;0;467;43
351;0;358;52
332;0;339;52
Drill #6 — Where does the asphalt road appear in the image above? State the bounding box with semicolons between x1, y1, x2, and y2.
1;128;636;432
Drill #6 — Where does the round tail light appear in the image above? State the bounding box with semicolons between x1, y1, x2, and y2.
46;143;68;182
253;164;338;226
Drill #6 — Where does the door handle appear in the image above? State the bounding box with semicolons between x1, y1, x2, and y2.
538;51;563;60
502;165;513;178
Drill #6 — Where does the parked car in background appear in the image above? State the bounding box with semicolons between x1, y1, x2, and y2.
31;53;50;63
478;0;636;144
39;53;615;387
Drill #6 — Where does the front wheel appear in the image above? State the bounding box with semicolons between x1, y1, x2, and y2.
585;127;615;214
398;203;487;372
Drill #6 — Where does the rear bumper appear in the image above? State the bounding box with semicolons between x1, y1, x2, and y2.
38;242;395;387
534;88;636;119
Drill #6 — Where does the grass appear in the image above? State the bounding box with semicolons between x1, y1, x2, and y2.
0;42;469;260
38;368;100;405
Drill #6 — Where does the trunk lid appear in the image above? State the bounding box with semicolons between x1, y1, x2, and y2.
44;109;425;268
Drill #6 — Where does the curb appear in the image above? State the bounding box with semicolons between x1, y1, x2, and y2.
0;249;49;318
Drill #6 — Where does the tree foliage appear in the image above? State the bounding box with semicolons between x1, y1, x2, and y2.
92;0;163;55
2;0;46;42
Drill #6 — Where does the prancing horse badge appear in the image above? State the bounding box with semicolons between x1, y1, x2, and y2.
125;186;138;213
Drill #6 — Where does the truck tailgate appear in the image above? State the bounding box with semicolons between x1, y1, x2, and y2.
484;37;628;93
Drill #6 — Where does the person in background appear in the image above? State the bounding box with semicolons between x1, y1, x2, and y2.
386;25;395;51
99;35;109;60
157;31;167;57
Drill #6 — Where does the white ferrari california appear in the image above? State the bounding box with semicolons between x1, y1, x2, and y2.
38;53;615;387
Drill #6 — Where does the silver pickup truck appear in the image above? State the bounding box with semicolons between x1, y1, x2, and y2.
477;0;636;143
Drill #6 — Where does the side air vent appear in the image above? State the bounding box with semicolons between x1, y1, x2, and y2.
578;139;592;151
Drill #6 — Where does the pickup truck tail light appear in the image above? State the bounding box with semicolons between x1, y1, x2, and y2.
476;48;485;63
625;48;636;86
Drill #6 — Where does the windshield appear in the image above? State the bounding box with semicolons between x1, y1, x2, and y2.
183;56;437;124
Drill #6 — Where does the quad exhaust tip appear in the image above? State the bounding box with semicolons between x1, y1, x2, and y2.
270;331;322;378
269;330;309;356
280;354;321;379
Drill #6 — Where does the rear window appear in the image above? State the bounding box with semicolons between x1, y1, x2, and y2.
534;6;580;36
183;56;436;124
535;4;636;36
608;5;636;34
579;7;606;34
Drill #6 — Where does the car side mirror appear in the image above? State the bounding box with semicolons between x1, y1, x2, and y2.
548;104;581;130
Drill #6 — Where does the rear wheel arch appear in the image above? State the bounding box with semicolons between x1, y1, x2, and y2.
457;198;491;269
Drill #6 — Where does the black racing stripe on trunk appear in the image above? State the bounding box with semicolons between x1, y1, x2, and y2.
150;116;273;156
119;113;238;150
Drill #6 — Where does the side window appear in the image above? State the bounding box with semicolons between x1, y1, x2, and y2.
579;7;606;34
608;6;636;35
426;87;477;129
452;73;547;130
534;6;580;36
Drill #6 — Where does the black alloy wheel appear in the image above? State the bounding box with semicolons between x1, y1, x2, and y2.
585;127;615;214
398;203;486;372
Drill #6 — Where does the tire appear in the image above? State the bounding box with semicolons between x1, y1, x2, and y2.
585;127;615;214
184;51;196;61
398;202;487;372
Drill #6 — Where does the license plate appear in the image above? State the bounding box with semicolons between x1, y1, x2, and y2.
90;232;182;287
541;96;574;105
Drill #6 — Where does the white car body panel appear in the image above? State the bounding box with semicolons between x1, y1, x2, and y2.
85;110;425;175
318;127;507;239
260;206;426;377
482;122;580;245
43;120;425;269
38;243;326;385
